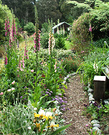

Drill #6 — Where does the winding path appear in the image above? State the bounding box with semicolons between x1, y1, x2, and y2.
63;74;91;135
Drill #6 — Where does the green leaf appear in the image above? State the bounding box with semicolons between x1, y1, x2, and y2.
50;124;71;135
62;83;67;89
39;120;48;135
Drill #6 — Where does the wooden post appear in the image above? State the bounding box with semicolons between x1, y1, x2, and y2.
93;76;106;101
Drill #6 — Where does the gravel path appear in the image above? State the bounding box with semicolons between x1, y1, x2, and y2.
63;74;91;135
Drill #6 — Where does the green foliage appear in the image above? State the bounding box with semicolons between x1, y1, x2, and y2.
55;35;66;49
92;0;109;32
40;33;49;48
84;101;104;120
0;103;35;134
61;55;81;73
67;1;91;11
93;38;109;48
90;0;109;39
70;13;91;52
65;40;72;50
24;22;35;36
0;2;13;44
6;48;19;79
36;0;62;27
41;22;49;33
50;124;71;135
69;0;109;45
2;0;35;27
64;0;91;22
77;47;109;87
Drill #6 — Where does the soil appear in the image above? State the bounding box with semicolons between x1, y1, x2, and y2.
63;74;91;135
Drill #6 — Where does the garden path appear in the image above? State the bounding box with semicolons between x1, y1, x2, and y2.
63;74;91;135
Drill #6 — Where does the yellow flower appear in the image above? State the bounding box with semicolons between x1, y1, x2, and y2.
49;121;59;128
42;115;53;120
49;116;53;120
48;121;59;131
42;115;48;120
34;113;40;118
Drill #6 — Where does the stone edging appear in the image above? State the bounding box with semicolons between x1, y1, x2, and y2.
63;72;77;84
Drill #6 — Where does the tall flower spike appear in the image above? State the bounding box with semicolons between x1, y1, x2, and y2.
89;25;92;32
34;30;40;52
48;32;52;55
5;56;8;65
11;19;17;42
5;18;10;37
24;45;29;59
52;34;55;51
22;57;25;68
19;60;21;70
48;33;55;55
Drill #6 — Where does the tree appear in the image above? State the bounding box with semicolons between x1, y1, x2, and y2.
90;0;109;39
36;0;62;28
2;0;35;27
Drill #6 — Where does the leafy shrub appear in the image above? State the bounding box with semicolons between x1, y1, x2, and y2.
70;1;109;52
70;13;91;53
41;22;49;33
61;55;81;73
24;22;35;36
55;35;66;49
90;1;109;40
77;48;109;88
40;33;49;48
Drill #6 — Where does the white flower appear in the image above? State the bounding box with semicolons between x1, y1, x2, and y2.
50;121;55;126
34;108;37;111
28;126;31;130
7;87;15;92
39;109;45;116
12;81;15;85
7;89;12;92
49;121;59;128
46;111;52;117
93;62;98;72
11;87;15;91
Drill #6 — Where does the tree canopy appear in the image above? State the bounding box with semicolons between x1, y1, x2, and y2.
1;0;109;31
